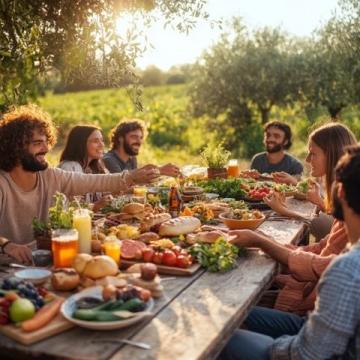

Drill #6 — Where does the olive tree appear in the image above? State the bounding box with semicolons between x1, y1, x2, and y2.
0;0;211;110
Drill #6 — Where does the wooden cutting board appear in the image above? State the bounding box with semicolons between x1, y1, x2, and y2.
121;260;201;276
0;313;74;345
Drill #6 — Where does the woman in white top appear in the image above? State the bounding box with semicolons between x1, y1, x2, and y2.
58;125;112;211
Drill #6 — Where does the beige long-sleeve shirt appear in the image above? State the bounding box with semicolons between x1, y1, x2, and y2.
0;168;133;245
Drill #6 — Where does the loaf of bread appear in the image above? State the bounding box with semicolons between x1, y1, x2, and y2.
140;213;171;232
158;216;201;236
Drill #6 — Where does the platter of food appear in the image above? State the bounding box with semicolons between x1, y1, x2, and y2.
0;277;72;344
61;285;154;331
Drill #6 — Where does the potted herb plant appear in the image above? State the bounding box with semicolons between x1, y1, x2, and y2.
201;142;231;179
32;193;75;250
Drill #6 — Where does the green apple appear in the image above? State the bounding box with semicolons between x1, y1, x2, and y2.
9;298;35;323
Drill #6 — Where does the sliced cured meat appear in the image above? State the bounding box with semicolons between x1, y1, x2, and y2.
121;240;146;260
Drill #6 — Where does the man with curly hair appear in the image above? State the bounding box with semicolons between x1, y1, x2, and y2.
0;105;160;263
103;119;180;177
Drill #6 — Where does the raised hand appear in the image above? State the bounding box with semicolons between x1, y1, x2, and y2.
159;163;182;178
272;172;298;185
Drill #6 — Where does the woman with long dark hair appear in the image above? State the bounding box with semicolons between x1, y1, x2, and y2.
58;125;111;211
229;123;356;335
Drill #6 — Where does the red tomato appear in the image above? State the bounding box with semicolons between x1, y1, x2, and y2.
172;246;182;256
152;252;163;265
176;255;191;268
162;250;177;267
142;248;155;263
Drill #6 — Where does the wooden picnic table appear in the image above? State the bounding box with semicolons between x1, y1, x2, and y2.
0;199;316;360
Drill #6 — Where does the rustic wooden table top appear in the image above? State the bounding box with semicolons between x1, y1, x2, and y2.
0;199;316;360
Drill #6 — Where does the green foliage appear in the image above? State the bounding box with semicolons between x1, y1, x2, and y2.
48;193;75;230
189;237;242;272
200;142;231;168
197;178;247;200
0;0;211;110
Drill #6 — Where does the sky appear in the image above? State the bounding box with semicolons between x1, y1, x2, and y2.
133;0;339;70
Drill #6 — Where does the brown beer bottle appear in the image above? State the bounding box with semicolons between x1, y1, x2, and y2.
168;186;182;218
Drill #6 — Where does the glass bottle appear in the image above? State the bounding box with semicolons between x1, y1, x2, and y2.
168;186;182;218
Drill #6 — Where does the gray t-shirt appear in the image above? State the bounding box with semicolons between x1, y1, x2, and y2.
103;150;137;174
250;152;303;175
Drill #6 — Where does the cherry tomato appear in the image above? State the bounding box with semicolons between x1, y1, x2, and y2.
152;252;163;265
142;248;155;263
162;250;177;267
176;255;191;268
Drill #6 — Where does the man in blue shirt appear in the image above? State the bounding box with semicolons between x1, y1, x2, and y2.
221;144;360;359
250;121;303;184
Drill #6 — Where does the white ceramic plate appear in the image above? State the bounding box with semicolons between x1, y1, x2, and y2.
61;286;154;330
15;268;52;285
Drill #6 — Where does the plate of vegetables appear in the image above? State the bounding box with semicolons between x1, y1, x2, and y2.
61;286;154;330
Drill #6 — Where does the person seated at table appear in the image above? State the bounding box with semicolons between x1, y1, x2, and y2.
103;118;181;177
228;123;356;338
250;121;303;185
0;105;160;264
58;125;113;212
220;144;360;360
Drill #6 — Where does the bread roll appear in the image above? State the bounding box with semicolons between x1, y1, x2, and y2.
51;268;80;291
72;253;93;275
140;213;171;232
138;232;160;243
82;255;119;279
158;216;201;236
122;203;144;215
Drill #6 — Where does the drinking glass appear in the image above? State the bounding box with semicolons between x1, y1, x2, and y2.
227;159;240;177
52;229;78;268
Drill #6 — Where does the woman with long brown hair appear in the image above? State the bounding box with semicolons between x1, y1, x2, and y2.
58;125;112;211
229;122;357;337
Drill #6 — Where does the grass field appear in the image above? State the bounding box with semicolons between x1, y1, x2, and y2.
38;84;360;169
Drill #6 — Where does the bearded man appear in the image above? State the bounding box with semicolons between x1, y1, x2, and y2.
0;105;160;264
103;119;180;177
250;121;303;182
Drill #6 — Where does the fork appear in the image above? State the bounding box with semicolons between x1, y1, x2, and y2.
91;338;151;350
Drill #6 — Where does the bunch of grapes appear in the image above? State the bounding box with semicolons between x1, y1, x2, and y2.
1;277;45;310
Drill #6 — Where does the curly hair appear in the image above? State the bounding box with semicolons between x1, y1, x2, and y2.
264;120;292;150
109;118;146;150
0;104;57;171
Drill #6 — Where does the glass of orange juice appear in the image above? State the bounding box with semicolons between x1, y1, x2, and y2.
103;237;121;265
52;229;78;268
227;159;240;178
133;186;148;197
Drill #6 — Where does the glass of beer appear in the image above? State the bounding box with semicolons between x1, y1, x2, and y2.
227;159;240;178
52;229;78;268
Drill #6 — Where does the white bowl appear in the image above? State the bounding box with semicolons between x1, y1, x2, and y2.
61;286;154;331
15;268;52;285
